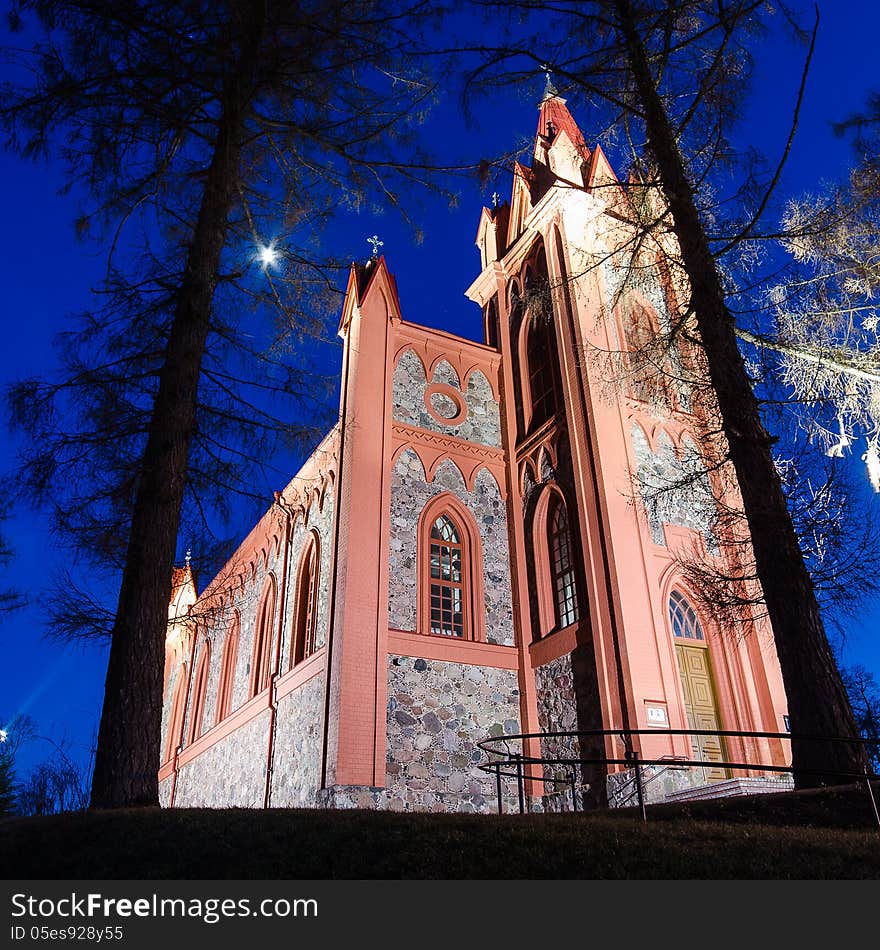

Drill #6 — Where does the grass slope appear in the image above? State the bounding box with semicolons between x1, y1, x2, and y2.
3;783;879;880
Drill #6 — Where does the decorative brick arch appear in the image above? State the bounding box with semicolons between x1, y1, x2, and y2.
416;492;486;642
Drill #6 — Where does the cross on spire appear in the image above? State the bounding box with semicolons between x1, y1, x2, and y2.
492;192;500;208
540;63;559;99
367;234;384;259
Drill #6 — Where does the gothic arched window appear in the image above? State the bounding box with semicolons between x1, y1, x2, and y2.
484;296;499;349
430;514;465;637
187;640;210;744
250;575;277;697
292;533;320;667
526;314;561;429
417;495;485;642
548;496;579;629
532;488;582;638
215;613;239;724
517;247;563;433
164;670;188;763
669;590;705;641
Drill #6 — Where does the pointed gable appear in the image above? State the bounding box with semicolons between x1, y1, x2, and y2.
475;203;510;268
337;255;403;337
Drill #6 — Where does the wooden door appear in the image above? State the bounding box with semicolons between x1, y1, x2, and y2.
675;643;728;781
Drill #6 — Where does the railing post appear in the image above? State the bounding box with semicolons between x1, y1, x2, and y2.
633;749;647;823
495;761;503;815
515;753;525;814
864;767;880;832
569;766;578;812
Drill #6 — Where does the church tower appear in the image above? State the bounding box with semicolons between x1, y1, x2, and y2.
465;85;790;805
158;90;790;812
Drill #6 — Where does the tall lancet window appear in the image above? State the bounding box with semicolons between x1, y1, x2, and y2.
187;639;210;744
417;494;486;643
215;613;239;724
527;313;561;429
250;574;277;697
430;514;464;638
292;533;320;667
548;497;579;629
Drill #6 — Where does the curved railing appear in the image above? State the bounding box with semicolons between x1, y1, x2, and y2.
477;726;880;827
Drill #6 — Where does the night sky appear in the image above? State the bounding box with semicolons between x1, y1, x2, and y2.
1;3;879;780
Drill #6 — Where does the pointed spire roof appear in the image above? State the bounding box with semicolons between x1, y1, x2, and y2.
536;85;589;161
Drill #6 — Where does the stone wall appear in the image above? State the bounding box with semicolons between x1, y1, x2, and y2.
392;349;501;447
166;472;335;805
385;654;521;812
534;653;583;813
173;709;271;808
158;776;173;808
268;674;325;807
388;450;514;645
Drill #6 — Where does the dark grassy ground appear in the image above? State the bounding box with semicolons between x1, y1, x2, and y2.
3;782;879;879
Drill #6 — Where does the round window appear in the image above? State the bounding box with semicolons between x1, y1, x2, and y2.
424;384;467;425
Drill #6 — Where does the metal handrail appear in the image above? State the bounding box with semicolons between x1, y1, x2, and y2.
478;726;880;827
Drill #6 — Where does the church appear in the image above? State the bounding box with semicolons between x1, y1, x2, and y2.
159;87;791;812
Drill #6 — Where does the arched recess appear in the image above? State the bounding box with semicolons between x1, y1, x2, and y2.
517;243;564;435
215;613;240;724
416;493;486;642
164;669;188;763
187;639;211;744
291;530;321;668
665;587;729;781
484;295;499;349
617;292;674;407
250;573;277;697
531;484;582;638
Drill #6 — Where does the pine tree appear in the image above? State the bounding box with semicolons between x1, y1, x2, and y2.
2;0;444;808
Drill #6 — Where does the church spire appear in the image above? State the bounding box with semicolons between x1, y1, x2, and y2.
535;69;589;161
540;63;559;101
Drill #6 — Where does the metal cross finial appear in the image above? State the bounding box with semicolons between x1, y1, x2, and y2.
492;191;500;208
367;234;384;259
540;63;559;99
185;547;192;567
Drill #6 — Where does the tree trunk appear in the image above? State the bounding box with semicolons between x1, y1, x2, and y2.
89;7;267;809
614;0;864;785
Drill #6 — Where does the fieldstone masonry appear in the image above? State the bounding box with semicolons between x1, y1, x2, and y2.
173;709;271;808
388;450;514;645
534;653;583;812
269;674;325;807
386;654;521;812
392;349;501;447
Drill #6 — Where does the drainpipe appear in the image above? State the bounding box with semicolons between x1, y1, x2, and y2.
264;499;293;808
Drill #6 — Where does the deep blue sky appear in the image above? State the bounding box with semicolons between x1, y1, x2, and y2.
1;3;879;778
